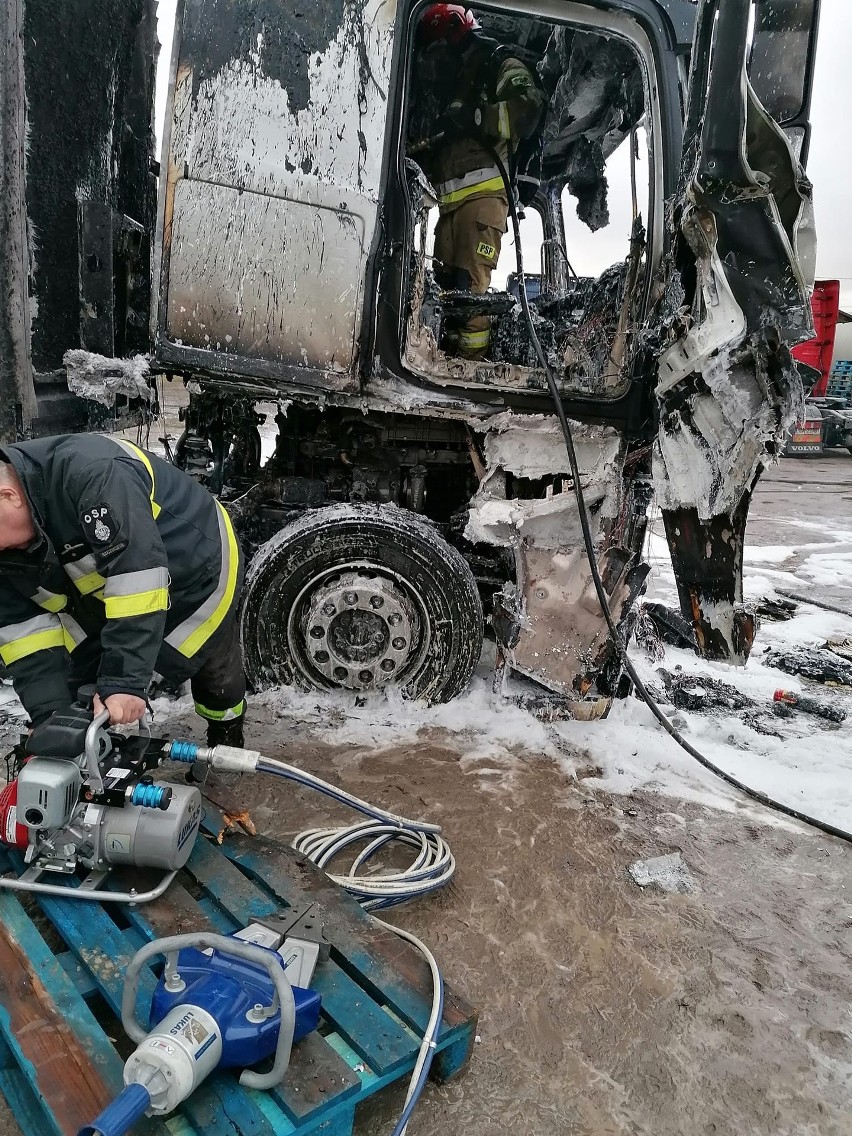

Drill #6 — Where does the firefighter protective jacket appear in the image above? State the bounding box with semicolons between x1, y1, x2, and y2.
421;41;546;210
0;435;240;723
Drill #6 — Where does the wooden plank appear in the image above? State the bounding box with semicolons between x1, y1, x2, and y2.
309;964;415;1075
37;891;158;1023
0;1067;52;1136
214;1077;294;1135
126;876;218;940
430;1022;477;1084
294;1103;357;1136
186;836;280;925
56;950;98;1000
122;874;219;944
179;1081;269;1136
0;890;124;1136
270;1031;361;1123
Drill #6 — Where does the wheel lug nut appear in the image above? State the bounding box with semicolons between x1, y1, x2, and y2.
358;670;373;684
392;637;406;651
310;626;325;639
315;650;329;663
370;596;384;609
388;613;402;626
380;659;396;673
333;666;348;681
322;603;336;617
344;592;358;606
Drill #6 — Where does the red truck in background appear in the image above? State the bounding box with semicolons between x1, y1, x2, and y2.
787;280;852;455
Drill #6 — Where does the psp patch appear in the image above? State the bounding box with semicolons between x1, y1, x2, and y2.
476;241;497;261
81;504;117;545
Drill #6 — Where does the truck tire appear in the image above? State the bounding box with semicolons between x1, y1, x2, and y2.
241;503;484;704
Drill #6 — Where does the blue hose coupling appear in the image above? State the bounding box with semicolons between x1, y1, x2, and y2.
167;739;199;763
78;1082;151;1136
130;783;172;811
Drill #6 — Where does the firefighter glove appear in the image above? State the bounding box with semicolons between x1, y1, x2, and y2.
441;100;485;138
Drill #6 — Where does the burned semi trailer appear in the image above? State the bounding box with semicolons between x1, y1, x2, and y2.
2;0;821;711
0;0;157;437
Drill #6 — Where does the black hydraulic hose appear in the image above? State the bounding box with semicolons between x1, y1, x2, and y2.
490;149;852;846
776;589;852;620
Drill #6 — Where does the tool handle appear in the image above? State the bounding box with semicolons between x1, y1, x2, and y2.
407;131;446;155
122;932;297;1090
83;710;111;794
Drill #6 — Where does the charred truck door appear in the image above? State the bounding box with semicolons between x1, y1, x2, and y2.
655;0;819;662
154;0;395;389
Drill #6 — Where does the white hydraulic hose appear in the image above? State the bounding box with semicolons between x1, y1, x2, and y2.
178;744;452;1136
372;917;444;1136
244;755;448;1135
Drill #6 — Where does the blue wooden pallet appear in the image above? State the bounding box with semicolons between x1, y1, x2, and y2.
0;824;476;1136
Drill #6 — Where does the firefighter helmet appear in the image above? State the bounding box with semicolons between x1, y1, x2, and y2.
417;5;479;47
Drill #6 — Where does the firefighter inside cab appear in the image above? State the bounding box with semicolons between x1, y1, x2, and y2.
413;4;547;358
0;436;246;778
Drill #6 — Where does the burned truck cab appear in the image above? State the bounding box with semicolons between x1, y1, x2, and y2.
147;0;819;709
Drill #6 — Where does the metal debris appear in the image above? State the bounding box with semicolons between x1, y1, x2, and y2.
656;668;751;713
773;689;847;724
756;597;797;623
63;350;151;407
763;647;852;689
640;602;697;651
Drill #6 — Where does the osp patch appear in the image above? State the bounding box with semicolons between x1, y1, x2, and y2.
81;504;117;545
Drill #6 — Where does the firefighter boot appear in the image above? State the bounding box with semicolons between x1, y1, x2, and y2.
187;714;246;786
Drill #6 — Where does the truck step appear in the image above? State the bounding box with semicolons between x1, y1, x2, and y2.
0;820;476;1136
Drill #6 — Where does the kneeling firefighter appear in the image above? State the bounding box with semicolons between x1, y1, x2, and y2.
414;3;547;359
0;435;246;762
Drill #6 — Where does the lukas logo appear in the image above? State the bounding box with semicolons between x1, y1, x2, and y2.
177;801;202;850
170;1011;194;1036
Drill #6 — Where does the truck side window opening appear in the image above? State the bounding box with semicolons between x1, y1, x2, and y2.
402;8;650;401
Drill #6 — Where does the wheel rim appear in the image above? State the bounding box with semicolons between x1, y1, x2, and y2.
287;562;429;692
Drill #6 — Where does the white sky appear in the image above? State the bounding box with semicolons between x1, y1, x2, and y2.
153;0;851;306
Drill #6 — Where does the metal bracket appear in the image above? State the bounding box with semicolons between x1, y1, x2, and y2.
259;904;329;987
259;904;329;954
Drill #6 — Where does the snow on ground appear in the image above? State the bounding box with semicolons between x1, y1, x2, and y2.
580;509;852;831
241;506;852;835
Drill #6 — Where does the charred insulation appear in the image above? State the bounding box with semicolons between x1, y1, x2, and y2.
181;0;347;113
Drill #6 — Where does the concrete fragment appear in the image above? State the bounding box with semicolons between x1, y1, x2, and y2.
628;852;697;894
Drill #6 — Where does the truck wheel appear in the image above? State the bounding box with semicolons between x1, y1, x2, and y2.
241;503;484;704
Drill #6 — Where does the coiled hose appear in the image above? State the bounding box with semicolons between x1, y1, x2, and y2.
255;757;448;1136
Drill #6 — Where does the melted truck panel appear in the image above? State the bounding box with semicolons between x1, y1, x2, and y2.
157;0;395;378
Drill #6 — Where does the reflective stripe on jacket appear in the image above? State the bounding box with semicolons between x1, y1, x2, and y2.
0;435;241;722
425;51;546;210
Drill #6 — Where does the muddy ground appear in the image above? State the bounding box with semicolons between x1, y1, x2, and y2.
181;718;852;1136
1;454;851;1135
